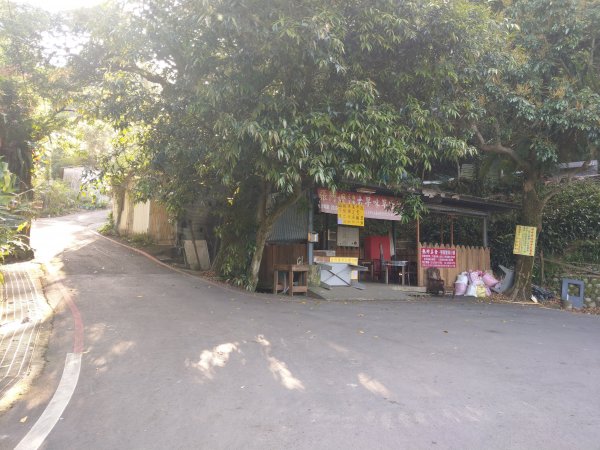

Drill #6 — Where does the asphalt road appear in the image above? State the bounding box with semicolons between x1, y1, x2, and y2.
1;210;599;449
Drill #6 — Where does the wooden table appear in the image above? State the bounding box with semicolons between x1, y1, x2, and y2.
273;264;309;296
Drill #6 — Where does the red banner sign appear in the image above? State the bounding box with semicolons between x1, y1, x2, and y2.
420;247;457;268
317;188;401;221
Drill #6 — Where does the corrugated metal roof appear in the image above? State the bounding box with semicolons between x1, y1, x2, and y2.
267;200;308;243
421;188;517;212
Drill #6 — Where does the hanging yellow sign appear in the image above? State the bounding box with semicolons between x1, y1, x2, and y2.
513;225;537;256
337;203;364;227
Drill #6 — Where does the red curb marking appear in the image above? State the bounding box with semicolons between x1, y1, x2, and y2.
58;284;84;354
93;232;192;276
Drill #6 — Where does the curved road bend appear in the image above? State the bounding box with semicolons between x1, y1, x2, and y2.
1;210;599;449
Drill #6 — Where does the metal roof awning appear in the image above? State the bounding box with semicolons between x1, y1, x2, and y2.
420;189;518;217
330;183;518;218
425;203;491;218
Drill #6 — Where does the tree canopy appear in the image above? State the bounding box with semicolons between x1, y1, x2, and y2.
0;1;70;260
41;0;598;294
470;0;600;300
1;2;76;191
70;0;500;288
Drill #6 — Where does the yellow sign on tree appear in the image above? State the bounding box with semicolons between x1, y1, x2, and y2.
337;203;364;227
513;225;537;256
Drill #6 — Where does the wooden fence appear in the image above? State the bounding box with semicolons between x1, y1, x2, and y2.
149;202;176;245
417;243;491;288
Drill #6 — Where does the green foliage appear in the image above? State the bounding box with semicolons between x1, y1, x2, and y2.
394;193;428;224
0;160;30;263
33;177;107;217
487;213;518;270
127;233;154;247
561;240;600;266
34;121;115;183
34;179;78;216
71;0;498;288
215;235;256;289
1;3;70;193
466;0;600;299
541;180;600;257
212;184;260;289
475;0;600;173
98;211;115;236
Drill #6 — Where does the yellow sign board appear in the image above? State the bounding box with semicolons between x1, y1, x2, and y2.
329;257;359;279
513;225;537;256
330;257;359;265
337;203;364;227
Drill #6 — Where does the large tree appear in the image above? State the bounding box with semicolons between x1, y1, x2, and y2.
70;0;497;289
471;0;600;301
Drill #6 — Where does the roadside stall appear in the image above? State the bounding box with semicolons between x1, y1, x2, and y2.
314;187;516;292
315;188;409;288
258;186;516;295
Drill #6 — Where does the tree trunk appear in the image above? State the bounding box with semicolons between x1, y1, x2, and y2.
113;184;127;234
247;186;304;291
507;177;543;302
247;219;271;291
509;252;536;302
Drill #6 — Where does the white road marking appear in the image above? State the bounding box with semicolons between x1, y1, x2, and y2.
14;353;82;450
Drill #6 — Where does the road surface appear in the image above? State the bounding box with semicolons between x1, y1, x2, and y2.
1;210;599;449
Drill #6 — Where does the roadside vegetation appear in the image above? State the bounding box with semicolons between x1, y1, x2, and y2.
32;178;108;217
0;161;32;269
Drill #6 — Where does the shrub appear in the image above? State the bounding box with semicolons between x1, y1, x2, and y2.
34;179;78;216
34;178;109;217
98;211;115;235
541;180;600;258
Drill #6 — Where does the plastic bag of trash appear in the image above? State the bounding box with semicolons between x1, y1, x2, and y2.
482;272;500;288
454;272;468;296
465;284;478;297
454;281;467;296
469;271;488;287
476;284;487;297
